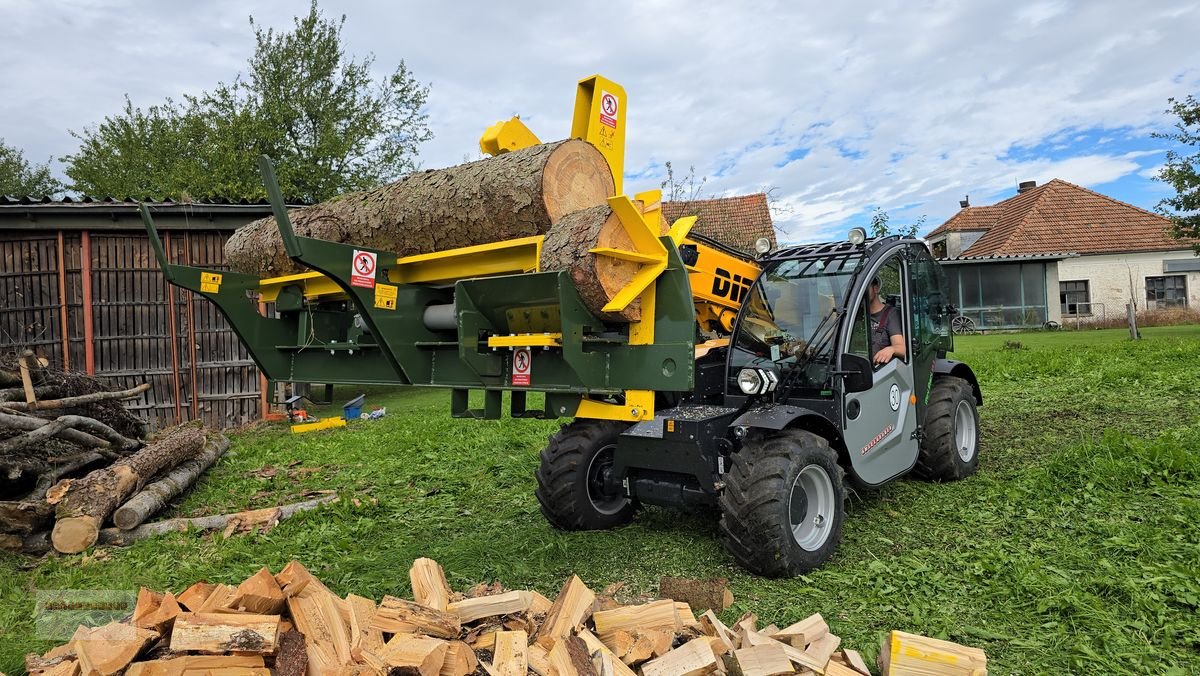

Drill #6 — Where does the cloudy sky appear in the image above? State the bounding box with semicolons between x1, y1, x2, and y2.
1;0;1196;242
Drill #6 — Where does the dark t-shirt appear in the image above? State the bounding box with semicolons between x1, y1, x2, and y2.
870;305;903;355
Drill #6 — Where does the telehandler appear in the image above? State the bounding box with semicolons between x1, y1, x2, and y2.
144;75;981;576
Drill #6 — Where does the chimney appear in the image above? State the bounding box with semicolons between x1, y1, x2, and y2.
959;195;970;208
1017;180;1037;194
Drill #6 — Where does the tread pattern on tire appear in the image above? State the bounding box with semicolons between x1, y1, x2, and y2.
718;429;844;578
913;375;978;481
535;419;635;531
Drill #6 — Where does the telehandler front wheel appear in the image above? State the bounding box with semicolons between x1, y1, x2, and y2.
535;420;638;531
913;376;980;481
718;430;845;578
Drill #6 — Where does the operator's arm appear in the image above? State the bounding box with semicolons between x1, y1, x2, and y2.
872;311;906;364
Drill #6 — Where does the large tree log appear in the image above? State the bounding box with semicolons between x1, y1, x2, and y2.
51;425;207;553
225;140;614;277
95;495;338;548
112;434;230;530
539;204;666;322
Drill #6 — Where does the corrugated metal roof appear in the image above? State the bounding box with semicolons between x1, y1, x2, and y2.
0;195;277;206
936;252;1077;264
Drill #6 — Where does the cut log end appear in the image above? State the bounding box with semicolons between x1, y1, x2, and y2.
542;141;615;223
51;515;100;553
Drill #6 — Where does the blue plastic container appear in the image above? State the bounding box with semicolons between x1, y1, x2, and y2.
343;394;365;421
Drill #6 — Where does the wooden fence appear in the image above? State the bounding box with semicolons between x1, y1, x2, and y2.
1;204;268;430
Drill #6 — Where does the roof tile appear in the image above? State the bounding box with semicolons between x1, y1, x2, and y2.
662;193;775;253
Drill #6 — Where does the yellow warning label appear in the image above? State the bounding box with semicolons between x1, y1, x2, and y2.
666;419;675;433
374;283;398;310
199;272;222;294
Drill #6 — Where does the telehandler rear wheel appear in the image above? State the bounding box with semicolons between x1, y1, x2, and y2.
718;430;845;577
535;420;638;530
913;376;980;481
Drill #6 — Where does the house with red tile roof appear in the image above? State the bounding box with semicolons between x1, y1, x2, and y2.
663;193;776;254
926;179;1198;329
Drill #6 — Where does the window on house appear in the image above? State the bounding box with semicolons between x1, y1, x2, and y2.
1060;280;1090;315
1146;275;1187;309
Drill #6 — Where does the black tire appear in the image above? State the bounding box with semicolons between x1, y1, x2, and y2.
718;430;845;578
913;376;980;481
535;420;638;530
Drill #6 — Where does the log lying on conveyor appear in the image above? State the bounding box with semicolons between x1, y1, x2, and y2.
225;140;614;277
51;424;207;553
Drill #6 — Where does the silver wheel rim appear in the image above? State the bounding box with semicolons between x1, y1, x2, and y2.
586;443;628;515
954;400;977;462
788;465;835;551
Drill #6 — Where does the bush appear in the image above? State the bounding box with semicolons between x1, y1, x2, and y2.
1063;307;1200;330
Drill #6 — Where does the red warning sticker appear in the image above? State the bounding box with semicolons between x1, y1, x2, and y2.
512;347;531;386
599;91;618;128
351;249;377;289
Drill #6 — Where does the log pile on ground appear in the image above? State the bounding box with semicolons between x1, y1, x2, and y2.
0;356;242;555
24;558;987;676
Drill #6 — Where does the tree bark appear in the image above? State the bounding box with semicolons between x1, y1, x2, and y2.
539;204;666;322
0;500;54;535
2;383;149;412
51;425;206;553
95;495;338;547
0;411;120;449
113;434;229;530
225;140;614;277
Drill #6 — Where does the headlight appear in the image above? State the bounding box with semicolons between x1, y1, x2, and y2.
754;237;773;254
848;227;867;245
737;368;764;394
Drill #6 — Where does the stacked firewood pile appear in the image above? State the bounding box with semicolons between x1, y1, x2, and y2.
24;558;988;676
0;352;232;555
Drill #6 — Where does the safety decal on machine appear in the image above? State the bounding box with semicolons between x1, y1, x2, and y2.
351;249;377;289
200;272;222;294
374;283;397;310
512;347;532;386
599;91;619;128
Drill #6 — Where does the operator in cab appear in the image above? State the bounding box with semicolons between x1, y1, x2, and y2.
868;276;905;366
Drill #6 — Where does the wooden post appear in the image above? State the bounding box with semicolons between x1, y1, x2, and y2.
184;231;200;420
56;231;70;370
165;231;184;424
80;230;96;375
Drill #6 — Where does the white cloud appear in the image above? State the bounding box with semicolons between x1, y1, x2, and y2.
0;0;1196;241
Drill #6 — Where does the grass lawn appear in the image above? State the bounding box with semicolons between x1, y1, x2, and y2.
3;325;1198;674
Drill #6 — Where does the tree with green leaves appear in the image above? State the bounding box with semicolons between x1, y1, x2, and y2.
0;139;63;196
868;207;925;238
1155;95;1200;253
64;2;431;203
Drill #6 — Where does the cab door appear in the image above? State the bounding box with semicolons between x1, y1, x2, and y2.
840;253;920;485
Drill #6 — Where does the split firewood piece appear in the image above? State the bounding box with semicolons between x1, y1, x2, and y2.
733;613;758;643
178;582;217;611
274;631;307;676
803;634;841;670
823;662;863;676
548;636;598;676
410;558;454;611
24;652;77;676
526;642;553;676
491;631;528;676
700;610;738;652
841;649;870;676
447;590;533;623
287;583;353;671
346;594;386;660
659;577;735;613
773;614;829;649
440;641;478;676
529;590;554;615
741;631;825;673
641;637;719;676
730;643;795;676
195;584;238;613
169;612;280;654
72;622;158;676
533;575;596;648
577;629;637;676
125;655;265;676
275;560;331;598
378;634;449;676
231;568;285;614
675;602;700;628
113;433;229;530
371;596;461;639
877;631;986;676
133;589;183;631
28;659;79;676
593;599;679;641
51;425;207;553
